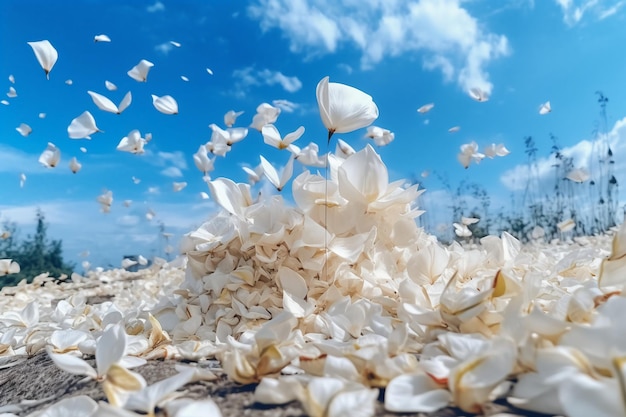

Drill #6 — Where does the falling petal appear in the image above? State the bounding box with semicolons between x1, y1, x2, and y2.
417;103;434;114
8;74;15;84
19;173;26;188
224;110;244;127
27;40;58;79
151;94;178;114
94;34;111;42
7;86;17;98
206;68;213;75
173;181;187;192
105;80;117;91
181;75;189;82
127;59;154;82
170;41;181;47
316;76;378;139
39;112;46;118
448;126;460;133
80;147;87;153
539;101;551;115
38;142;61;168
68;111;101;139
16;123;32;137
65;79;73;85
69;157;82;174
1;100;9;105
87;91;117;113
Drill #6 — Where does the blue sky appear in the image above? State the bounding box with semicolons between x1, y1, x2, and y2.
1;0;626;269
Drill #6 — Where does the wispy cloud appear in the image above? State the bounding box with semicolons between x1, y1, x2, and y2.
146;1;165;13
154;42;174;55
555;0;625;25
248;0;510;94
272;99;299;113
161;167;184;178
231;67;302;97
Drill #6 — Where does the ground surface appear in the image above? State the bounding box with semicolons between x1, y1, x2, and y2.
0;350;548;417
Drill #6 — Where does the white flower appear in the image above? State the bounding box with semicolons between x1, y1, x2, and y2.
27;40;58;79
316;76;378;141
48;324;146;406
117;130;147;154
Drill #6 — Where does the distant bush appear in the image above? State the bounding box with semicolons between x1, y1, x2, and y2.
0;209;74;288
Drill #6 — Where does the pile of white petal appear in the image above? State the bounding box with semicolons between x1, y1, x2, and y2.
2;144;626;417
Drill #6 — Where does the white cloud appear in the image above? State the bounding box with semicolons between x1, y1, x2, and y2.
154;42;174;55
147;1;165;13
501;116;626;191
161;166;184;178
232;67;302;96
248;0;510;94
555;0;625;25
154;151;187;169
0;197;219;270
272;99;299;113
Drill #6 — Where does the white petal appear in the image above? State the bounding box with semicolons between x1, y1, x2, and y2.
118;91;132;113
69;157;82;174
105;80;117;91
206;68;213;75
277;266;308;299
127;59;154;82
260;155;280;190
170;399;222;417
48;350;97;378
539;101;551;115
316;76;379;136
16;123;32;137
124;369;195;414
94;34;111;42
27;40;58;79
96;325;127;376
327;387;378;417
417;103;434;114
337;144;388;204
151;94;178;115
385;373;451;412
38;395;98;417
254;377;302;405
87;91;118;113
68;111;100;139
38;142;61;168
170;41;181;47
